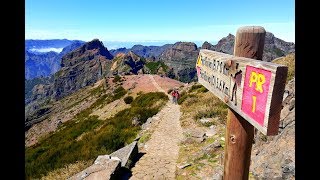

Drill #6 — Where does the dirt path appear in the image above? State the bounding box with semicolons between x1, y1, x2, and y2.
129;75;183;179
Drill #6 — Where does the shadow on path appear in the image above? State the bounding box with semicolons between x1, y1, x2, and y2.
112;152;146;180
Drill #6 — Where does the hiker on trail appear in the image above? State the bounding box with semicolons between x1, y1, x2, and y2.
171;89;176;104
171;89;180;104
175;90;180;104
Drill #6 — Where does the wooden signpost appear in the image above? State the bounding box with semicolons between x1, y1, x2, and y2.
196;26;288;179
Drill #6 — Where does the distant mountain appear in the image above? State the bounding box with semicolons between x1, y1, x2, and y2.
54;39;113;100
201;32;295;62
59;40;85;56
25;40;85;79
158;42;199;82
110;44;173;58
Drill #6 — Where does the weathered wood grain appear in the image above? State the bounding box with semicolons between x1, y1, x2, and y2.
224;26;266;180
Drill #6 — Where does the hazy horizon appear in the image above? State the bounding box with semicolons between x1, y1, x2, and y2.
25;39;218;51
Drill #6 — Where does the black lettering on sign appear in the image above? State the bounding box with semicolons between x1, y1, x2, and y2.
223;63;229;75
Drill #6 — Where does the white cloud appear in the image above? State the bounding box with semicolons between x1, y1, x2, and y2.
29;48;63;53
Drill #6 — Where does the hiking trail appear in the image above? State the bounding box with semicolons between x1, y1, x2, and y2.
129;75;183;179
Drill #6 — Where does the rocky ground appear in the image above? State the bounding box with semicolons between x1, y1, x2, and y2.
130;75;183;179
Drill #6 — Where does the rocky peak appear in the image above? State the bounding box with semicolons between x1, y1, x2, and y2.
59;40;85;57
172;42;198;52
201;32;294;62
84;39;108;52
264;32;275;44
53;39;113;100
266;32;295;53
122;51;145;74
213;34;235;54
158;42;199;82
201;41;215;50
61;39;113;67
126;51;141;62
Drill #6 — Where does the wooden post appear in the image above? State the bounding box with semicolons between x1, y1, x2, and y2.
223;26;266;180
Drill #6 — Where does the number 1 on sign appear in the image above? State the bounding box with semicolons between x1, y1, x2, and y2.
252;96;256;113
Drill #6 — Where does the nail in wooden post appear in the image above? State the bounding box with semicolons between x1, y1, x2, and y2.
223;26;266;180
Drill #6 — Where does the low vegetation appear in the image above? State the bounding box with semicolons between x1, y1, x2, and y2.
112;86;127;100
25;89;168;179
124;96;134;104
176;82;228;178
178;83;228;126
145;61;168;74
272;53;295;83
177;91;196;105
112;75;121;83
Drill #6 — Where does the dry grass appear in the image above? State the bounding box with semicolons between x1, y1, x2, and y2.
272;53;295;83
180;92;227;128
176;84;228;179
41;160;93;180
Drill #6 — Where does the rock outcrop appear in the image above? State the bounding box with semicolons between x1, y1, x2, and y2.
59;40;85;57
60;39;113;67
201;32;295;62
111;51;145;75
159;42;199;82
53;39;113;100
201;41;215;51
203;33;235;55
69;141;138;180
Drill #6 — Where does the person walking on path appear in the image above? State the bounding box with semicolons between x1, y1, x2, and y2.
171;89;180;104
171;89;177;104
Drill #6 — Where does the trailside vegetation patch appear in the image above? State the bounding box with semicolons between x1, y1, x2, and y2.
25;90;168;179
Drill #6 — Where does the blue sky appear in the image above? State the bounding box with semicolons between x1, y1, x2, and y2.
26;0;295;44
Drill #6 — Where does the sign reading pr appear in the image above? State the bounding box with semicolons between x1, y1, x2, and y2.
196;49;287;135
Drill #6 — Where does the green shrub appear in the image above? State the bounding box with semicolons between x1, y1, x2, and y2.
145;61;169;74
90;85;104;96
124;96;134;104
188;84;204;93
178;94;196;104
197;86;209;93
145;61;160;74
273;47;285;57
112;75;121;83
131;92;168;108
193;103;228;121
112;86;127;100
186;84;209;94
